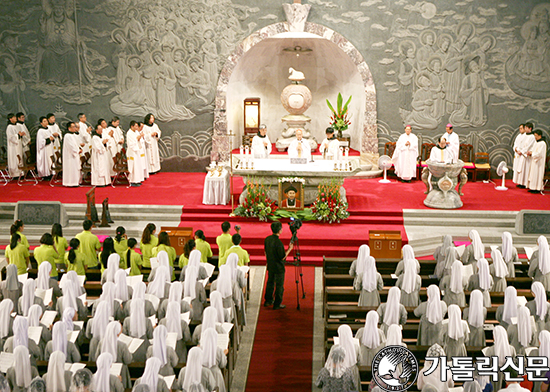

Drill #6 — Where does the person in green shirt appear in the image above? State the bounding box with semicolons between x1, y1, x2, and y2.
66;238;86;276
51;223;68;271
114;226;128;267
5;233;30;275
11;220;29;250
34;233;60;279
152;231;177;280
75;219;101;269
125;238;143;276
98;237;117;273
178;239;195;268
219;233;250;266
194;230;212;264
140;223;158;268
216;221;233;261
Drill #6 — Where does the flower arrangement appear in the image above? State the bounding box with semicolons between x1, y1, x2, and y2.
326;93;352;138
311;179;349;223
234;177;277;221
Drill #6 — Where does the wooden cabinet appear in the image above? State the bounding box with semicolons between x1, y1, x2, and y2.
369;230;402;259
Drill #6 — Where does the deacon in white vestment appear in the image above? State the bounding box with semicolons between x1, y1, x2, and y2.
527;130;547;192
143;114;162;173
251;124;272;159
15;113;31;155
428;137;454;163
441;124;459;163
516;122;536;188
512;124;526;184
288;128;311;161
62;122;82;186
126;121;146;186
6;114;23;177
91;125;112;186
78;113;92;157
108;117;124;154
36;116;55;178
99;119;116;177
47;113;63;160
138;122;149;180
319;127;342;160
392;125;418;181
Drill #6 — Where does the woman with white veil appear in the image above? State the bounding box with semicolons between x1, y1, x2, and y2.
528;236;550;292
336;324;360;389
114;269;133;303
148;250;175;282
201;327;228;392
179;249;208;281
224;252;246;289
463;290;486;347
395;245;420;276
498;232;518;277
6;345;39;392
497;286;520;329
134;357;170;392
37;262;62;307
441;247;460;278
159;301;192;363
466;258;493;307
385;324;406;347
157;281;190;320
122;281;156;318
122;297;153;363
483;326;516;392
210;291;231;323
442;304;469;357
354;252;383;307
349;244;371;286
184;264;207;322
417;344;454;392
176;347;214;392
86;300;110;361
93;352;124;392
396;257;422;307
440;260;466;307
0;264;22;314
56;279;87;321
434;235;453;278
376;286;407;334
462;230;485;267
507;305;537;355
4;316;42;365
92;282;118;319
95;321;132;388
45;321;81;363
147;265;171;299
61;271;85;296
211;261;246;329
43;351;72;392
18;279;44;317
0;299;15;350
529;331;550;392
191;307;225;346
355;310;386;366
527;281;550;333
414;285;447;346
489;249;508;293
146;324;178;376
28;304;51;354
315;345;358;392
101;253;121;284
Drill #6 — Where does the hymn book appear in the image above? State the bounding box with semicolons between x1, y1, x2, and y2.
110;363;123;376
144;294;160;311
0;352;13;373
28;326;43;345
181;312;191;324
126;275;143;286
40;310;57;328
35;288;53;305
65;363;86;374
118;333;144;353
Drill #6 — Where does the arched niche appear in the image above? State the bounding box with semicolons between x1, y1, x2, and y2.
212;22;378;165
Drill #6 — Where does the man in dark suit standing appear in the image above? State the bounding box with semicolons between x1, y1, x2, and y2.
264;221;294;309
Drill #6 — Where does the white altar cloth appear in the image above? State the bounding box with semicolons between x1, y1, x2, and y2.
234;157;359;177
202;169;230;205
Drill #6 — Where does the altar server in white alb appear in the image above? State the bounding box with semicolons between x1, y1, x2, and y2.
108;116;125;154
392;125;418;182
6;113;23;178
441;124;459;163
139;122;150;180
127;121;146;187
78;113;92;157
36;116;55;178
47;113;63;159
512;124;526;185
15;113;31;156
319;127;342;160
251;124;272;159
527;129;547;193
515;122;536;188
288;128;311;161
429;137;454;163
143;113;161;174
91;124;112;186
62;122;82;187
98;119;116;177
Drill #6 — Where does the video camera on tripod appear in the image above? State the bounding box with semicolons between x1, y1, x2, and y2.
288;217;302;244
287;217;305;309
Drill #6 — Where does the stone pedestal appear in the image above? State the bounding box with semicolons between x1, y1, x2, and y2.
424;161;465;209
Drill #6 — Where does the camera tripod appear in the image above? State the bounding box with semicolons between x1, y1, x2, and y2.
289;233;306;310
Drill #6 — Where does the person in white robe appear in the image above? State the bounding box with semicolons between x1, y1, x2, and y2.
126;121;146;186
319;127;342;160
516;122;536;188
107;117;125;154
78;113;92;158
15;113;31;155
441;124;459;163
98;119;116;177
36;116;55;178
91;125;112;186
62;122;82;187
288;128;311;161
428;137;454;163
527;129;547;193
512;124;526;184
138;122;150;180
47;113;63;159
392;125;418;181
143;113;162;174
335;325;360;389
6;113;23;177
251;124;272;159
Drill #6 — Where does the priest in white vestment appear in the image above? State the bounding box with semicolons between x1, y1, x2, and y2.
47;113;63;161
78;113;92;157
392;125;418;181
6;114;23;177
107;117;124;154
527;130;547;193
512;124;526;185
36;116;55;178
127;121;146;186
143;114;162;174
16;113;31;155
100;121;117;177
319;127;342;160
428;137;454;163
288;129;311;161
516;122;536;188
62;122;82;187
441;124;459;163
139;122;149;180
251;124;272;159
91;125;112;186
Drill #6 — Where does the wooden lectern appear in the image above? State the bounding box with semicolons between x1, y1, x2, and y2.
160;226;193;255
369;230;402;259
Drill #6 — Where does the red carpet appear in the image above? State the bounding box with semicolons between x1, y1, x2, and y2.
246;266;315;392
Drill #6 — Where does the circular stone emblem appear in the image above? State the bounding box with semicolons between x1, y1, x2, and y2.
372;345;419;392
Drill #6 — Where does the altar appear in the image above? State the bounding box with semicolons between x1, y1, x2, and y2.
232;156;361;205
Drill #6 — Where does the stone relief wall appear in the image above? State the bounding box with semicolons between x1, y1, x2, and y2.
0;0;548;171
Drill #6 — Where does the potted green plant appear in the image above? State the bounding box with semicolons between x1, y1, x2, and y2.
326;93;352;138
